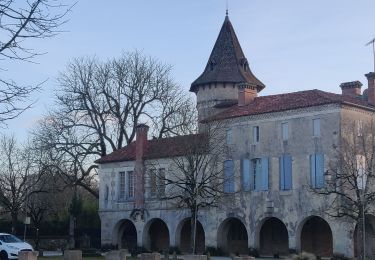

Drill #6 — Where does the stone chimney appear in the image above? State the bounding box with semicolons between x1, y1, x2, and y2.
339;81;362;97
366;72;375;106
134;123;149;209
238;84;257;106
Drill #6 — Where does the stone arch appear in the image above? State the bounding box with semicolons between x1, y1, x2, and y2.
217;217;248;255
259;217;289;257
299;216;333;257
114;219;137;250
143;218;170;252
353;214;375;258
176;218;205;254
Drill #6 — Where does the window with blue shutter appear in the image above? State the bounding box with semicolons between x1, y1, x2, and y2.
252;158;269;191
310;154;324;188
280;155;292;190
242;159;251;191
224;160;235;193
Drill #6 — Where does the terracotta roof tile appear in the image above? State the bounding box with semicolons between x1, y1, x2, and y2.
205;89;374;121
96;134;207;164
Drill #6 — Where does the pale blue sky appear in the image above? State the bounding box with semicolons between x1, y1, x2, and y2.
3;0;375;138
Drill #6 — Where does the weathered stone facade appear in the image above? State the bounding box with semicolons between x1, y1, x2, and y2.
97;14;375;258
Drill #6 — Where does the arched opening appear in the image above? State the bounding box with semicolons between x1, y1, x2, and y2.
354;215;375;258
259;217;289;257
144;218;170;252
300;216;333;257
217;217;248;255
178;218;205;254
117;219;137;250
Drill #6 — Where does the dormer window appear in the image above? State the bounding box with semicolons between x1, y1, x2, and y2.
209;60;215;71
243;61;249;71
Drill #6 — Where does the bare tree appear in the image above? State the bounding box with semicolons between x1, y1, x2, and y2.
33;51;196;197
0;135;48;234
151;122;228;254
0;0;73;124
315;121;375;260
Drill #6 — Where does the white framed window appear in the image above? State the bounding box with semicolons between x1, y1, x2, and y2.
150;169;157;197
226;129;233;145
253;126;260;143
127;171;134;199
119;171;126;200
281;122;289;141
313;119;320;137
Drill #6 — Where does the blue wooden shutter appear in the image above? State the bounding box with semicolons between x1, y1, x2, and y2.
279;156;285;189
255;159;262;191
250;159;255;190
316;154;324;188
310;155;316;188
224;160;234;193
261;158;269;191
283;155;293;190
242;159;250;191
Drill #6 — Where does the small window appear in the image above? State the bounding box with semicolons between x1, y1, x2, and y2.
357;120;363;137
279;155;292;190
224;160;235;193
127;171;134;199
226;129;233;145
281;122;289;141
252;158;269;191
313;119;320;137
356;155;366;190
310;154;324;188
253;126;260;143
242;159;251;191
119;171;126;200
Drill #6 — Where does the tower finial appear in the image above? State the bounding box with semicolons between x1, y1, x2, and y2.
226;0;228;16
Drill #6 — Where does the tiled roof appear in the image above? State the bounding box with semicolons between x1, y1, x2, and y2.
204;89;374;122
190;15;265;92
96;134;207;164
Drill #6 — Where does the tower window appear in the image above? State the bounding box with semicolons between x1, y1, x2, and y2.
209;60;215;71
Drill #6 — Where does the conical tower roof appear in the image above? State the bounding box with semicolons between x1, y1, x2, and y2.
190;15;265;92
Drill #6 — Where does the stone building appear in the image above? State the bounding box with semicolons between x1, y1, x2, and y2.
97;13;375;258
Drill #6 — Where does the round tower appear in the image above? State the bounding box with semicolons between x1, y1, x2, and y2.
190;14;265;122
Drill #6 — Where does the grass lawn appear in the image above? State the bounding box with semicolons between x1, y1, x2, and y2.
38;256;138;260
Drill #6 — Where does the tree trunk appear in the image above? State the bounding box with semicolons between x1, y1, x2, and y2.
357;214;365;260
190;209;197;254
11;212;18;234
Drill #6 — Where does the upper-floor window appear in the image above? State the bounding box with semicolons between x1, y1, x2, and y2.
242;159;251;191
252;157;269;191
119;171;126;200
356;154;366;190
253;126;260;143
226;129;233;145
149;168;166;198
357;120;363;137
313;119;320;137
119;170;135;201
158;168;166;197
279;155;292;190
127;171;134;199
224;160;235;193
310;153;324;188
281;122;289;141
